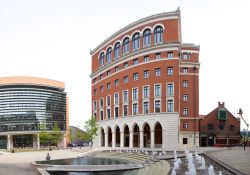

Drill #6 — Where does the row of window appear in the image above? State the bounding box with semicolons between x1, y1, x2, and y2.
99;26;164;67
207;123;235;131
94;99;176;120
94;101;190;120
94;77;188;95
94;51;183;84
94;84;178;107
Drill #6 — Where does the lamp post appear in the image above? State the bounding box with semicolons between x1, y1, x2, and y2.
243;129;246;151
238;108;249;148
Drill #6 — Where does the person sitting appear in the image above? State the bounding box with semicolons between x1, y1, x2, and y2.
46;153;50;160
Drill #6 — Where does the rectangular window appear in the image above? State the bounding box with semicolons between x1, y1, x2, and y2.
124;62;128;68
167;100;173;112
155;68;161;76
100;86;104;92
155;53;161;60
100;111;104;120
155;84;161;97
183;68;188;74
167;51;173;58
183;80;188;88
115;107;119;118
115;66;119;72
107;70;111;76
144;55;149;62
183;108;188;116
183;122;188;129
123;90;128;102
133;88;138;100
94;89;97;95
208;124;214;130
93;101;97;111
167;67;173;75
155;100;161;113
123;76;128;83
114;93;119;105
183;138;188;144
115;79;119;87
100;99;104;108
143;101;149;114
167;83;174;96
133;58;138;65
107;108;111;119
94;112;97;120
106;96;111;106
144;70;149;78
93;78;97;83
230;125;235;131
107;83;111;90
182;52;190;60
123;105;128;116
100;74;104;79
133;103;138;115
133;73;138;80
183;94;188;101
143;86;149;98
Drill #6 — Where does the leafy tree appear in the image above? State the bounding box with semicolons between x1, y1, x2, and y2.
83;117;98;147
51;123;63;147
69;128;73;143
39;121;53;147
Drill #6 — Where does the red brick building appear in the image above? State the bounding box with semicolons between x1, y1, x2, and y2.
199;102;240;147
90;9;200;149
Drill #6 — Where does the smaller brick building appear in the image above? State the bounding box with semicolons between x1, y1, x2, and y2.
199;102;240;146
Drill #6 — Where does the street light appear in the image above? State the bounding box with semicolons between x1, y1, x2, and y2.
238;108;249;148
243;129;246;151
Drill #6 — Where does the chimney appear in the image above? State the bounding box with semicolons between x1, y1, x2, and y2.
218;101;225;108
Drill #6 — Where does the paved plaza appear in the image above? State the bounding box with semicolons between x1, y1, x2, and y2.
0;146;250;175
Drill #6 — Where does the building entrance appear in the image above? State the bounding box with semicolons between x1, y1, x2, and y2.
0;136;7;149
13;135;33;148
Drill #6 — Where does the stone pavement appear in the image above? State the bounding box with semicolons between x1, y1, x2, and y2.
0;148;89;175
205;147;250;175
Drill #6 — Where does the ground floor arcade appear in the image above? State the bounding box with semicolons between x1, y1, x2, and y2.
0;131;67;150
93;113;179;150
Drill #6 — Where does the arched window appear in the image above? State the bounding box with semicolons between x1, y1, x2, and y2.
123;37;130;54
114;42;120;59
132;33;140;50
143;29;151;47
106;47;112;63
99;52;104;67
154;26;163;44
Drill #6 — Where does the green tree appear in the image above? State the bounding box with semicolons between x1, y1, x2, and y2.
83;117;98;147
51;123;63;147
39;121;53;147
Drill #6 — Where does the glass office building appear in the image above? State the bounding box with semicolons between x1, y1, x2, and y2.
0;77;68;149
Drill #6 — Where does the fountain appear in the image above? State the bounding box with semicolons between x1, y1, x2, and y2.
173;150;178;161
173;161;180;169
200;157;206;169
171;169;177;175
208;165;215;175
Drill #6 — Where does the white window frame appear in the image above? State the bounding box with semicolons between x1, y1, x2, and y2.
114;92;119;105
167;99;174;112
123;90;129;103
167;83;174;96
106;95;111;107
99;98;104;109
143;100;149;114
106;108;111;119
123;104;128;117
132;87;139;101
132;102;138;115
154;83;161;97
143;85;150;99
154;99;161;113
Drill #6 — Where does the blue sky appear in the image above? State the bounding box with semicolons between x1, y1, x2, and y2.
0;0;249;129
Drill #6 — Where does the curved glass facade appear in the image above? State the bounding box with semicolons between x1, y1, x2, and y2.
0;85;66;133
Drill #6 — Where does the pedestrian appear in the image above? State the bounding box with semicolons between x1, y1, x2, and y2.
227;143;232;150
46;153;50;160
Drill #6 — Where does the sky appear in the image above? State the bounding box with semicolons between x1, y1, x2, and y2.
0;0;250;129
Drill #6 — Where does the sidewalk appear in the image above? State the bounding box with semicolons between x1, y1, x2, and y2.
0;148;90;175
206;147;250;175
